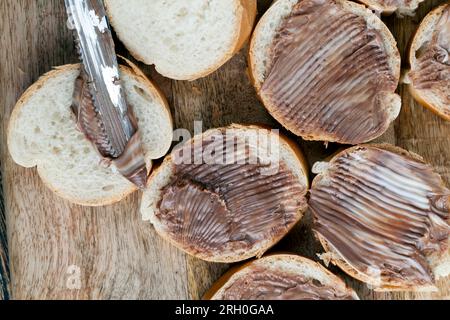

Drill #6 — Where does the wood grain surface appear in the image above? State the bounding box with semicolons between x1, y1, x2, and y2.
0;0;449;300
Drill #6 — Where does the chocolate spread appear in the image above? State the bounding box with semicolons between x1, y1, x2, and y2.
362;0;415;12
221;267;354;300
261;0;398;144
372;0;413;7
310;146;450;288
410;5;450;114
155;129;307;258
72;72;147;188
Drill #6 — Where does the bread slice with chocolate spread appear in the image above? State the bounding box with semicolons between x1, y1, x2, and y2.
8;64;173;206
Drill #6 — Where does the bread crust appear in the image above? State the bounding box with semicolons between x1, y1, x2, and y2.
204;254;359;299
312;143;449;291
8;64;173;206
105;0;257;81
356;0;397;14
142;124;309;263
248;0;401;143
355;0;424;15
407;4;450;121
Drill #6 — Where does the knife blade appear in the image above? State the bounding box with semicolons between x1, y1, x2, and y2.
65;0;148;189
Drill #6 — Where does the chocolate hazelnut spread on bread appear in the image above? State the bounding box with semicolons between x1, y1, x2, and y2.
410;5;450;116
221;267;355;300
260;0;399;144
207;255;358;300
153;128;308;259
310;146;450;288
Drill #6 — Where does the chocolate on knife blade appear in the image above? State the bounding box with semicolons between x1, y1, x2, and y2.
65;0;148;188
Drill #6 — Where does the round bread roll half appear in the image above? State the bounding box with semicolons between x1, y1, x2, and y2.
356;0;425;15
141;125;309;263
309;144;450;291
406;4;450;121
205;254;359;300
8;64;173;206
249;0;401;144
105;0;257;80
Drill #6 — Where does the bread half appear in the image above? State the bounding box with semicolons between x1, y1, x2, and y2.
141;124;309;263
356;0;425;15
205;254;359;300
8;64;173;206
105;0;257;80
310;144;450;291
406;4;450;121
249;0;401;144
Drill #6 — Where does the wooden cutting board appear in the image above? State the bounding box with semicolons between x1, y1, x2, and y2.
1;0;449;300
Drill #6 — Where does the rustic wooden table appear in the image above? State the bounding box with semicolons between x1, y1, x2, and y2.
1;0;449;300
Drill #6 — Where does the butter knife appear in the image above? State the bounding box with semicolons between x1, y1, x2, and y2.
65;0;148;189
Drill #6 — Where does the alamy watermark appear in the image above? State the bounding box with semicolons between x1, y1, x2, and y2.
66;265;82;290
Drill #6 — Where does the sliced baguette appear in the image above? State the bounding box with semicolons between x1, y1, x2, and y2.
205;254;359;300
105;0;257;81
249;0;401;144
311;144;450;291
356;0;425;15
141;124;309;263
406;4;450;121
8;64;173;206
